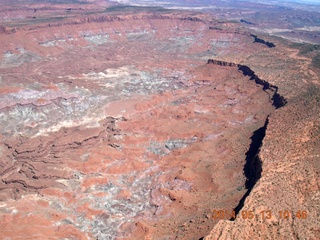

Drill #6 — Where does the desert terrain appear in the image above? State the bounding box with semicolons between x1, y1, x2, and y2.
0;0;319;239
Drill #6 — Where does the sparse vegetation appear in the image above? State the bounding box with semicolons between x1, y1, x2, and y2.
290;43;320;69
312;54;320;69
298;44;320;55
290;42;320;54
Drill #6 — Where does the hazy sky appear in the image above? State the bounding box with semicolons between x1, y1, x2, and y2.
247;0;319;3
242;0;320;5
286;0;319;2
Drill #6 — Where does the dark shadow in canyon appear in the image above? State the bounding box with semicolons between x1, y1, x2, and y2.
206;59;287;224
237;64;287;109
207;59;287;109
250;34;275;48
230;117;269;220
240;19;254;25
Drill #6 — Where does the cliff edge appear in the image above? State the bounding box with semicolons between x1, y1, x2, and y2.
204;84;320;240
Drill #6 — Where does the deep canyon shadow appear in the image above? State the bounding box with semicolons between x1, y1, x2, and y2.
230;117;269;220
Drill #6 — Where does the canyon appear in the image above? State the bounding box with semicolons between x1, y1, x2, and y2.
0;0;319;239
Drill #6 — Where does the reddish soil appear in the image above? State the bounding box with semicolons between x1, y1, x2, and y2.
0;1;319;240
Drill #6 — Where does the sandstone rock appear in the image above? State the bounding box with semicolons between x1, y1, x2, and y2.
0;1;319;239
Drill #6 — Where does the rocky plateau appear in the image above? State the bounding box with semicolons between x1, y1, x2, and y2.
0;0;319;239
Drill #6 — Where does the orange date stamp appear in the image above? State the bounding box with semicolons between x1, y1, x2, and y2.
212;209;308;220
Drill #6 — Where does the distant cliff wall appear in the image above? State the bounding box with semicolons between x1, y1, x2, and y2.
207;59;287;109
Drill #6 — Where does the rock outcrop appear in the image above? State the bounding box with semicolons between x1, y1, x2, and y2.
207;59;287;108
207;59;237;67
232;118;268;219
0;117;124;200
204;90;320;240
0;2;318;239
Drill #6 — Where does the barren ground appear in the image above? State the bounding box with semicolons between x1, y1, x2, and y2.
0;1;319;240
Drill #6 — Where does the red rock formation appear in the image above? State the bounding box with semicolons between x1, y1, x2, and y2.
207;59;237;67
0;1;318;239
207;59;287;108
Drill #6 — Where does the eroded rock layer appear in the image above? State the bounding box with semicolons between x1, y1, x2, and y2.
0;11;276;239
0;3;319;240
